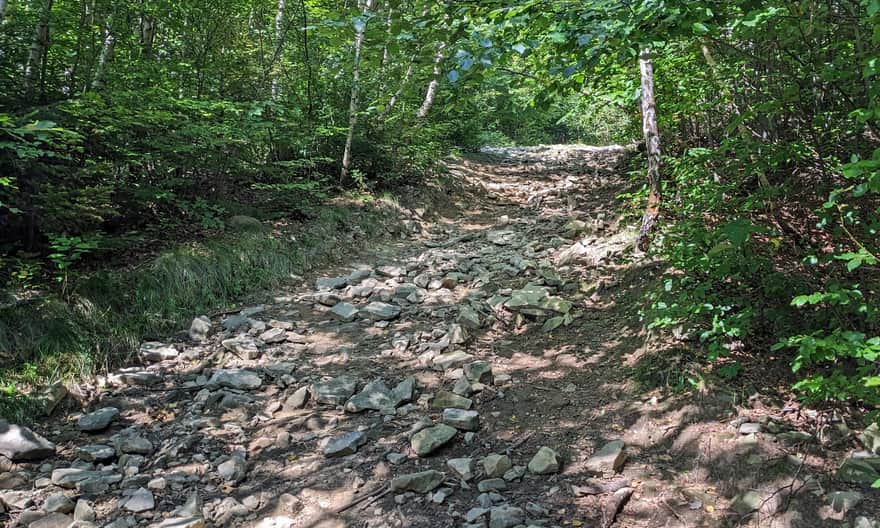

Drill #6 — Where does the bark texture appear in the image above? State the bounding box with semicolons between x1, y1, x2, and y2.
23;0;54;99
341;0;375;182
636;48;661;251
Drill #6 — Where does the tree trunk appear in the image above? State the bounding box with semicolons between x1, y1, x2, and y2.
23;0;54;100
140;15;155;58
636;48;661;251
417;42;446;118
0;0;8;23
91;21;116;91
380;57;415;119
300;0;313;119
271;0;286;99
340;0;375;183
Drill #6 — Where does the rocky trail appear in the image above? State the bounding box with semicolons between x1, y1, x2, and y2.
2;146;879;528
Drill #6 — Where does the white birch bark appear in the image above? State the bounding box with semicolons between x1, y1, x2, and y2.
636;48;662;251
417;42;446;118
23;0;54;98
271;0;286;99
91;22;116;91
340;0;375;182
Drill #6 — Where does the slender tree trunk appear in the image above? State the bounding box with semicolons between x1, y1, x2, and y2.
340;0;375;183
140;15;155;58
300;0;313;119
417;42;446;118
91;21;116;91
380;57;415;119
0;0;8;23
271;0;286;99
636;48;661;251
23;0;54;100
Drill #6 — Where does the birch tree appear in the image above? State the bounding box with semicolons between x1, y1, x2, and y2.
23;0;54;99
417;42;446;118
271;0;286;99
635;48;661;251
340;0;376;182
91;20;116;91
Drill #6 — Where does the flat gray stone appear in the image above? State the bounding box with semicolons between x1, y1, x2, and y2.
361;302;401;321
330;302;359;322
209;369;262;390
30;513;73;528
390;470;444;493
324;432;367;458
442;409;480;431
463;361;493;383
345;380;395;413
448;458;474;481
0;421;56;461
283;386;310;411
316;276;348;291
139;342;179;362
221;337;260;359
221;315;249;332
482;454;511;478
218;456;247;483
75;444;116;463
489;505;525;528
433;351;474;370
125;487;155;513
116;435;153;455
43;492;75;513
78;407;119;432
528;446;560;474
431;391;472;410
477;478;507;492
258;327;287;344
313;376;358;405
729;490;762;515
411;424;457;456
837;458;880;484
585;440;626;474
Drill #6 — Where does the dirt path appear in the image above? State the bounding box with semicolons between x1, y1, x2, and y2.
2;146;877;528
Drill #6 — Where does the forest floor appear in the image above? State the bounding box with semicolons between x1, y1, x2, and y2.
2;146;878;528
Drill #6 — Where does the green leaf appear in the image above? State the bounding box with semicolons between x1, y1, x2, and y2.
692;22;709;34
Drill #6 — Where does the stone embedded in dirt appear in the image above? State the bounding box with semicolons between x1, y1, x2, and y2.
222;314;250;332
487;230;516;246
447;324;469;345
390;470;445;493
324;431;368;458
777;430;814;444
314;292;341;306
433;351;474;370
376;265;405;278
448;458;475;481
2;490;33;509
464;361;493;384
392;376;416;406
561;219;588;239
76;444;115;463
837;458;880;484
316;276;348;291
125;487;155;513
477;478;507;492
218;456;247;483
361;302;401;321
528;446;560;474
386;452;407;465
442;408;480;431
585;440;626;474
283;386;310;411
503;466;526;481
209;369;262;390
116;435;153;455
330;302;359;322
221;336;260;359
189;316;211;342
43;492;75;514
431;391;472;410
729;490;763;515
411;424;457;456
853;517;879;528
431;487;452;504
466;507;488;523
819;422;852;447
51;468;118;489
78;407;120;432
453;376;473;396
457;305;482;330
489;505;525;528
74;499;96;522
483;454;512;478
29;513;73;528
347;268;372;284
738;422;762;435
313;376;358;405
0;421;56;461
139;342;179;363
859;423;880;454
258;327;287;344
345;379;395;413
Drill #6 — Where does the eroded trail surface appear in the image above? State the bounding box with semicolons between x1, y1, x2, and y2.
4;146;878;528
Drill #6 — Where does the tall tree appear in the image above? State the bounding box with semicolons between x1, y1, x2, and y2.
23;0;54;100
341;0;376;182
91;18;116;91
